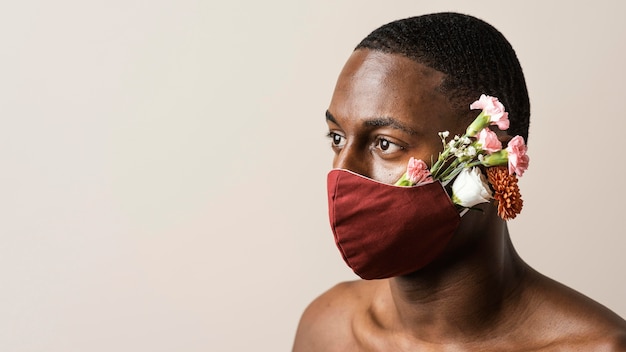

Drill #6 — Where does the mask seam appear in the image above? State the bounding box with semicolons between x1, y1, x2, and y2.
331;172;364;278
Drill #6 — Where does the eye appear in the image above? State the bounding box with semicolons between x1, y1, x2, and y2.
375;137;404;154
327;131;346;148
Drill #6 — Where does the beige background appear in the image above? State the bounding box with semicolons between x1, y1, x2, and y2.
1;1;625;351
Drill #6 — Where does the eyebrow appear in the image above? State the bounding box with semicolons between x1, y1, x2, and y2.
325;110;417;135
325;110;338;124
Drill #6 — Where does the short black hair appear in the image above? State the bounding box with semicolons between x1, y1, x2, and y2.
356;12;530;141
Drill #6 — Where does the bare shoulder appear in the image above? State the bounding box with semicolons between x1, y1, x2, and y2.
524;271;626;351
292;280;380;352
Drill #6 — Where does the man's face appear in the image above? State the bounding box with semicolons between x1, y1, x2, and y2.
327;49;469;184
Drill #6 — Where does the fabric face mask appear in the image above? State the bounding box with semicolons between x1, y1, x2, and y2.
327;169;461;280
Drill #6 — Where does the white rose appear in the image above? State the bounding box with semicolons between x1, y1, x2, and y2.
451;167;492;208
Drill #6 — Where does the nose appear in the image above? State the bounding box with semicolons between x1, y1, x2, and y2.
333;143;371;178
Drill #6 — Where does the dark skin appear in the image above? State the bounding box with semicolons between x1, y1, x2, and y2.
293;49;626;351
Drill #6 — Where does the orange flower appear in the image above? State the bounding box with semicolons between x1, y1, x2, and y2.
487;166;523;220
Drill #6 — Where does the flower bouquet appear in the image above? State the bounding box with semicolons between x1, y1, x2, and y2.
394;94;529;220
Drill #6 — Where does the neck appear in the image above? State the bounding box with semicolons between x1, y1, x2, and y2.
384;206;529;343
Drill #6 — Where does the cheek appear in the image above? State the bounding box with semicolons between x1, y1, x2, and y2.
409;138;444;164
373;135;445;184
370;161;410;185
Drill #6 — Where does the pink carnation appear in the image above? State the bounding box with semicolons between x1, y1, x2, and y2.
477;128;502;153
407;157;433;185
470;94;510;131
506;136;529;176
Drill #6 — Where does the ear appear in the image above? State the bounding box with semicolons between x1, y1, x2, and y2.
490;125;512;146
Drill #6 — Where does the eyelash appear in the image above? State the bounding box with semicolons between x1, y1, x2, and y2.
326;132;405;154
374;137;404;154
327;132;346;148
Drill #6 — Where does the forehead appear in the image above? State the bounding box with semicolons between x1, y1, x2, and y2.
328;49;454;129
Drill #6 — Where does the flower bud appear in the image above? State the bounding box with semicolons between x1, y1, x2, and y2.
481;149;508;167
465;112;490;137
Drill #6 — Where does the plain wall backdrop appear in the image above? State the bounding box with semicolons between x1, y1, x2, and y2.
1;1;625;351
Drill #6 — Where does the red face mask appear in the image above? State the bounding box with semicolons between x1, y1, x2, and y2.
327;169;461;280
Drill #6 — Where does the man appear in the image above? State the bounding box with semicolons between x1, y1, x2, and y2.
293;13;626;351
